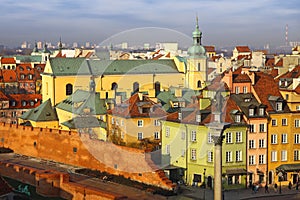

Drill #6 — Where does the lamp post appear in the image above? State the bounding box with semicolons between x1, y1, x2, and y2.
205;90;230;200
203;168;206;200
278;171;283;194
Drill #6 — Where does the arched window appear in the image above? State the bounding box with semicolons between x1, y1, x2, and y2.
133;82;139;94
154;81;161;96
111;82;118;90
66;83;73;95
197;80;201;88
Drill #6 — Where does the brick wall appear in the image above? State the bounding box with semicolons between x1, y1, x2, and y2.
0;123;173;190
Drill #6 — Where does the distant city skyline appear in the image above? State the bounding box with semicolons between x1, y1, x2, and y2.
1;0;300;48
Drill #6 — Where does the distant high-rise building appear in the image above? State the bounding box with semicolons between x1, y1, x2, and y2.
21;41;28;49
85;42;90;48
37;41;43;49
121;42;128;49
73;42;78;48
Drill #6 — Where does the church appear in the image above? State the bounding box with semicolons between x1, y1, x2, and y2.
41;19;208;106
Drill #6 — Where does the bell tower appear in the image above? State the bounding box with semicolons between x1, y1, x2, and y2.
186;17;207;90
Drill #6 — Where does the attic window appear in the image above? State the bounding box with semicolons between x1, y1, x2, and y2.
244;98;251;102
30;101;34;106
259;108;264;116
22;101;27;106
34;109;38;113
276;102;283;111
249;108;254;116
196;113;201;123
46;112;51;116
235;115;241;123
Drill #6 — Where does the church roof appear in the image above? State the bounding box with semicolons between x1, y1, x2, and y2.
61;116;107;129
20;98;58;122
46;58;180;76
56;90;107;115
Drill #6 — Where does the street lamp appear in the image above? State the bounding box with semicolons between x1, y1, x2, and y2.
278;171;283;194
205;90;230;200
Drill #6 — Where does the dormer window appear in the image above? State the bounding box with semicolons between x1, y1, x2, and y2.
28;74;33;80
11;101;16;106
249;108;254;116
259;107;265;116
196;113;201;123
22;101;27;106
276;102;283;111
178;112;182;120
235;114;241;123
20;74;25;79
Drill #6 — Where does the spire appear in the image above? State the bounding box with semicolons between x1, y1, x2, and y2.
32;41;39;53
59;37;63;51
193;15;202;45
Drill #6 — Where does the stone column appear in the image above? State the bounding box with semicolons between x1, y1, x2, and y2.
214;136;223;200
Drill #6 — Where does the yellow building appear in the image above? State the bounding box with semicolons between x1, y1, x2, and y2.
42;19;208;106
107;93;166;149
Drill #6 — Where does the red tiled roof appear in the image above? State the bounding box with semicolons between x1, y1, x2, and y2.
237;54;251;60
233;73;251;83
2;70;17;82
277;65;300;79
16;64;35;81
1;57;16;64
265;58;275;67
0;90;9;101
8;94;42;109
235;46;251;52
0;176;12;196
253;72;284;112
109;93;167;118
275;58;283;67
211;55;222;61
207;68;215;75
205;46;215;52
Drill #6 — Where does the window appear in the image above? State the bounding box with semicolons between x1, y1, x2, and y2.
208;151;213;162
276;102;282;111
271;134;277;144
259;155;265;164
191;149;197;160
235;86;240;94
281;150;287;161
271;119;277;126
181;149;185;157
235;115;241;123
249;155;255;165
111;117;114;124
154;132;159;140
295;134;300;144
137;120;143;127
259;124;266;132
236;132;242;143
20;74;25;79
154;120;160;126
226;151;232;162
243;86;247;94
249;140;255;149
297;105;300;111
296;119;300;128
208;133;213;143
166;145;170;155
12;111;16;118
181;131;185;140
138;132;143;140
30;101;34;106
249;108;254;116
271;151;277;162
197;80;201;88
281;134;288;144
294;150;300;161
259;139;265;148
0;112;5;117
191;130;197;142
249;124;255;133
282;118;288;126
66;83;73;95
236;150;242;162
165;127;170;137
226;132;232;143
259;108;264;116
121;120;124;126
28;74;33;80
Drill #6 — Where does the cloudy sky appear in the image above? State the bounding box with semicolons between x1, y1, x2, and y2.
1;0;299;48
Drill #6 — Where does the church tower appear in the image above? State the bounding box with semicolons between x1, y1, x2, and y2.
186;17;207;90
42;42;51;63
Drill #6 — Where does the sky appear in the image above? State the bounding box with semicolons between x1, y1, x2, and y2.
1;0;300;49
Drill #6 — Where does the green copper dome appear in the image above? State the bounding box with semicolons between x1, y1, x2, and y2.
187;17;206;58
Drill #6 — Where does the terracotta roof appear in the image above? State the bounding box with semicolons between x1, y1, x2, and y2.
109;93;167;118
207;67;215;75
0;176;12;196
0;90;9;101
275;58;283;67
235;46;251;52
233;73;251;83
8;94;42;109
205;75;230;91
211;55;222;61
1;57;16;64
237;54;251;60
204;46;215;52
2;70;17;82
277;65;300;79
16;63;35;81
253;72;289;112
265;58;275;67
